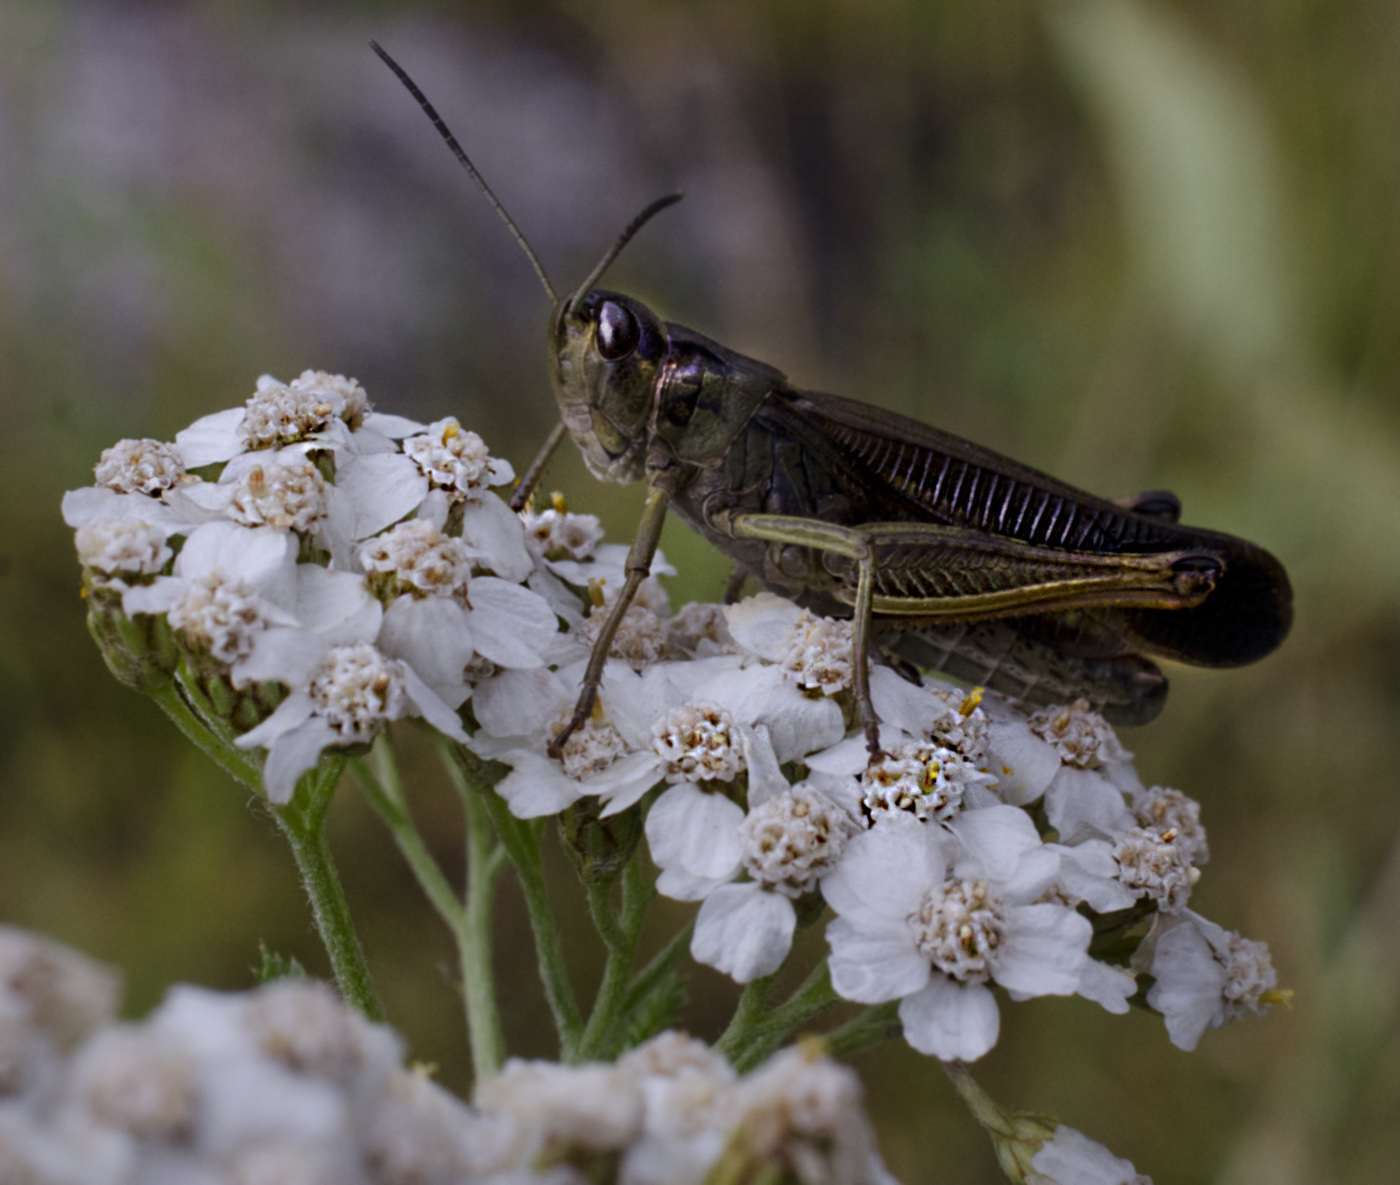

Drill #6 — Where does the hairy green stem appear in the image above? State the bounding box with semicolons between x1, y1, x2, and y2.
462;771;507;1080
272;762;383;1021
578;858;653;1061
823;1001;901;1060
148;678;263;791
447;742;583;1059
724;963;840;1072
150;678;381;1020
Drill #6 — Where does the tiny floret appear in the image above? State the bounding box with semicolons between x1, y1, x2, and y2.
245;978;367;1083
740;785;858;897
1113;826;1199;913
94;437;186;494
360;519;474;600
779;610;854;694
651;702;746;784
72;1027;197;1140
908;877;1008;984
403;417;513;501
1028;699;1123;768
241;371;369;448
551;711;630;780
75;519;171;582
1219;931;1280;1021
310;644;409;742
1135;787;1208;864
861;742;993;822
226;456;331;533
520;506;605;561
167;571;266;664
586;602;666;671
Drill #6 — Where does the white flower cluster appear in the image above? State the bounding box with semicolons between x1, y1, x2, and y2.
467;573;1281;1060
0;929;891;1185
64;374;1284;1070
63;372;566;804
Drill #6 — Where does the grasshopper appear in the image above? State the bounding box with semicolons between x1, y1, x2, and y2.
373;44;1292;759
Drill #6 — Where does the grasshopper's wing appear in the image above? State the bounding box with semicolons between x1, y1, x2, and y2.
772;387;1292;671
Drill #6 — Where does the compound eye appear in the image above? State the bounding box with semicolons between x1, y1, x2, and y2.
596;300;640;362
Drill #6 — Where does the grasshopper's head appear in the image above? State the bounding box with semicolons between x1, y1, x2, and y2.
549;289;668;484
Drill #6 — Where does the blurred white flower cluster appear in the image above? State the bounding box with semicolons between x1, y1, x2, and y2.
0;928;892;1185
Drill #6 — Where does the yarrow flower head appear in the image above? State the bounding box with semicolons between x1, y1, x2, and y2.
74;519;172;588
520;503;605;562
403;416;514;502
93;437;187;495
651;702;746;785
360;517;476;600
1028;698;1125;769
778;610;855;694
224;453;333;533
823;808;1088;1061
860;740;995;822
240;370;370;449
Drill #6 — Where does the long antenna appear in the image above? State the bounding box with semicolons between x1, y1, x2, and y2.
370;40;559;303
566;193;684;316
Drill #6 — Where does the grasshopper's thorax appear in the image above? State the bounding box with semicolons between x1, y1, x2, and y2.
549;289;667;485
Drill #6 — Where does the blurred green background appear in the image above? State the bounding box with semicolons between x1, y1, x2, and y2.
3;0;1398;1180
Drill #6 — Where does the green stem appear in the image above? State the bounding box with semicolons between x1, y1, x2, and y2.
823;1001;901;1060
351;749;465;932
272;760;383;1021
578;858;652;1061
150;678;381;1021
446;742;583;1059
716;973;779;1062
723;963;841;1072
624;917;695;1010
462;769;507;1080
148;678;263;791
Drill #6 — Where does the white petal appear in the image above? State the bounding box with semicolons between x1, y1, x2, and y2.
401;663;470;742
378;596;475;693
1051;841;1136;912
655;867;733;902
825;916;930;1003
464;578;559;668
691;885;796;983
336;453;427;539
236;688;315;749
175;407;248;466
360;412;426;439
296;566;381;641
235;627;332;689
1044;767;1134;842
1076;960;1137;1015
869;665;946;736
176;522;297;603
459;494;533;582
949;804;1044;884
1031;1125;1146;1185
821;818;939;926
898;976;1000;1061
494;751;586;818
993;904;1090;997
742;725;789;807
261;718;338;804
591;752;665;815
986;719;1062;806
644;784;744;881
722;593;802;661
471;667;569;739
1145;915;1227;1051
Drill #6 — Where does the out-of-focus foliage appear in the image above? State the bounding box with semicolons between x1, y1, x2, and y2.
2;1;1397;1181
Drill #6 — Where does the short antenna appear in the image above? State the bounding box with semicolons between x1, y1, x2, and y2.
371;40;559;303
566;193;684;316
